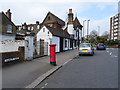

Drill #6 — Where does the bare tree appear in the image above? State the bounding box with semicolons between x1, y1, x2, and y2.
90;30;98;37
102;31;110;40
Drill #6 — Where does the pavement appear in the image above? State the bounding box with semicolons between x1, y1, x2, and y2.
2;49;78;88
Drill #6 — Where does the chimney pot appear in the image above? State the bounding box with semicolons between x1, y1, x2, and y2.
69;9;72;14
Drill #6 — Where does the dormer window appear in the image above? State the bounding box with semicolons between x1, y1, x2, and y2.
7;24;12;33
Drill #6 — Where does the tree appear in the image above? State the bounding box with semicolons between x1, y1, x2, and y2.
89;30;98;44
102;31;110;40
90;30;98;37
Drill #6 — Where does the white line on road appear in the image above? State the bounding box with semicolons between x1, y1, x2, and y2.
110;52;112;56
63;59;72;66
107;51;109;53
114;56;118;58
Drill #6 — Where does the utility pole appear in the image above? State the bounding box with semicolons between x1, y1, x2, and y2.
77;28;79;48
98;26;100;36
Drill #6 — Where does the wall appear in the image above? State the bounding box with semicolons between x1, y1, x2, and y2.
1;47;24;65
2;12;16;36
37;26;52;42
0;40;25;53
51;36;60;52
0;34;15;40
0;36;34;60
25;36;34;60
67;24;74;35
37;26;52;55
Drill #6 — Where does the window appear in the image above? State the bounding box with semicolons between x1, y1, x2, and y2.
37;25;40;29
48;16;50;20
31;27;34;30
43;28;45;32
48;31;50;34
28;27;30;30
19;27;22;31
7;24;12;33
65;39;67;48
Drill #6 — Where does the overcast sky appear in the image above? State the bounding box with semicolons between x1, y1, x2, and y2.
0;0;119;36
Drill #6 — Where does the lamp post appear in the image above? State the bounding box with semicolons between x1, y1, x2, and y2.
87;20;90;40
83;20;86;42
98;26;100;36
77;28;79;49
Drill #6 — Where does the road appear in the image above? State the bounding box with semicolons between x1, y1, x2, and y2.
36;48;118;88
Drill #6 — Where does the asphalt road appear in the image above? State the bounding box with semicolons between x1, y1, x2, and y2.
36;48;118;88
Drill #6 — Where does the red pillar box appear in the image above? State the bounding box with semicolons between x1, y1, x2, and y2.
49;44;56;66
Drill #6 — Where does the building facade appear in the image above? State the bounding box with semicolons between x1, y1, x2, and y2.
0;9;17;40
110;13;120;40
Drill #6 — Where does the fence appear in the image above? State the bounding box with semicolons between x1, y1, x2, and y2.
34;40;48;58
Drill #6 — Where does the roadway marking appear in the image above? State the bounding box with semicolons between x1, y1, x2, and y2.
114;55;118;58
110;52;112;56
40;83;48;90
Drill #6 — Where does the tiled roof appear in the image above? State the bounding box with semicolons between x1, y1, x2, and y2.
42;12;65;26
73;17;83;30
45;25;70;39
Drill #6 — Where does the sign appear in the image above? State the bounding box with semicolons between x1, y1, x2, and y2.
4;57;19;62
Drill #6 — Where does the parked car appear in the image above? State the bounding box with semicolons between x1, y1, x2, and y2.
79;43;94;56
96;43;106;50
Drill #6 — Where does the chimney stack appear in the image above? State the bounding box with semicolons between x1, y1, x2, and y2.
6;9;12;20
22;22;27;29
36;21;39;24
68;9;73;24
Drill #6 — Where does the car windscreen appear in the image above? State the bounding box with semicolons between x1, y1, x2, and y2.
80;44;91;47
98;43;104;46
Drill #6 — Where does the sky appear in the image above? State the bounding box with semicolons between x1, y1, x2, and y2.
0;0;119;36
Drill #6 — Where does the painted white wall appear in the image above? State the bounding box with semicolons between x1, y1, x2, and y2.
0;36;34;60
25;36;34;60
67;24;74;35
0;40;25;53
37;26;52;55
0;34;15;40
51;36;60;52
37;26;52;42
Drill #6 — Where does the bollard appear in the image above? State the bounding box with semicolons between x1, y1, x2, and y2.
49;44;56;66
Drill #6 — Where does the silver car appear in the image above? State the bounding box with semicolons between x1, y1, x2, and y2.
79;43;94;56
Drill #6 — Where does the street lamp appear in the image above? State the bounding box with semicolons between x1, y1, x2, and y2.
83;20;86;42
98;26;100;36
87;20;90;39
77;27;79;49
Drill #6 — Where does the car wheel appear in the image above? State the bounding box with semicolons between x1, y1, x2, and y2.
79;54;82;56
